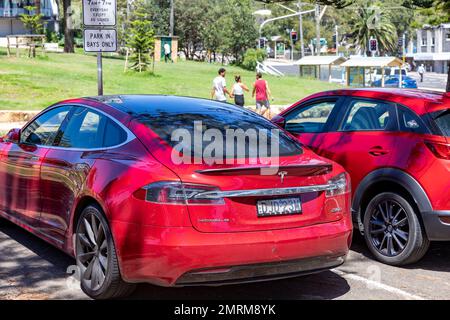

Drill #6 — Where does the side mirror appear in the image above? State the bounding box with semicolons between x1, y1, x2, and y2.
5;128;21;144
271;115;286;129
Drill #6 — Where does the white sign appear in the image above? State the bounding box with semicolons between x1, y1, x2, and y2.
84;29;117;52
83;0;116;26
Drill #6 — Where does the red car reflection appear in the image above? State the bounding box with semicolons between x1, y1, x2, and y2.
0;96;352;299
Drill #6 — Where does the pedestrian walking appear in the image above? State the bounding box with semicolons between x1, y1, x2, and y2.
211;68;230;102
418;64;426;82
230;75;249;107
164;43;173;63
252;72;272;117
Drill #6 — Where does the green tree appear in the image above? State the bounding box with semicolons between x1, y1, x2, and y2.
20;6;43;34
174;0;209;60
126;1;155;72
201;1;227;62
224;0;258;63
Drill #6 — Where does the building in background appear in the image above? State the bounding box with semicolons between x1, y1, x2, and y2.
0;0;59;37
412;23;450;74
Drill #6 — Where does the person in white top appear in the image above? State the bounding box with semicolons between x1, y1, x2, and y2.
164;43;173;63
211;68;230;102
418;64;426;83
230;75;250;107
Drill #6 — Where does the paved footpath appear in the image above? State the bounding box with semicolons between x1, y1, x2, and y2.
1;218;449;300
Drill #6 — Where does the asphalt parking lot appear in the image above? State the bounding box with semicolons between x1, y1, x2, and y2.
1;218;449;300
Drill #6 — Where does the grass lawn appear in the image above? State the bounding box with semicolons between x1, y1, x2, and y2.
0;48;340;110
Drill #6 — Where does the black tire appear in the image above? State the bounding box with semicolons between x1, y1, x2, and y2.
363;192;430;266
75;205;136;299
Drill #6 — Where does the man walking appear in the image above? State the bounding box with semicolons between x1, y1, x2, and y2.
252;72;272;117
164;42;173;63
418;64;426;83
211;68;230;102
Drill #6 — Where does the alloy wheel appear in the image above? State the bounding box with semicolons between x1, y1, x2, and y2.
76;212;108;291
368;199;410;257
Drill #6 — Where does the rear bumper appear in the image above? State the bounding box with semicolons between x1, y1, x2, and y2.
111;217;353;286
422;210;450;241
176;255;345;286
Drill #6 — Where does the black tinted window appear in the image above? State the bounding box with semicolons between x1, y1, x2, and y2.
134;104;303;158
21;106;71;146
104;119;128;147
58;107;126;149
398;107;429;134
433;110;450;136
341;99;396;131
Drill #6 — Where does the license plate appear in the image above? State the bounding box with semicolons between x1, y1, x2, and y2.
257;198;302;217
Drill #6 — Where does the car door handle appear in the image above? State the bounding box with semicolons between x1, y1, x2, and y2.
369;146;389;156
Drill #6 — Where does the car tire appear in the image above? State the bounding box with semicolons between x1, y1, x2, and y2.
75;204;136;299
363;192;430;266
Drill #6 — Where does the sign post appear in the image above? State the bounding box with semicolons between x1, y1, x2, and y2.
97;53;103;95
82;0;117;96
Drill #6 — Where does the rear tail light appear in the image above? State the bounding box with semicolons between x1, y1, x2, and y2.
134;181;225;205
425;141;450;160
326;172;350;198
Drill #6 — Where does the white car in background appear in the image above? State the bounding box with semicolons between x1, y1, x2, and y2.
372;67;408;82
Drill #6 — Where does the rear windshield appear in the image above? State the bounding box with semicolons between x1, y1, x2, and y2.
433;110;450;136
133;104;303;159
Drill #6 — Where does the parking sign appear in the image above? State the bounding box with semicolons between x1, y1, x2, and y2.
83;0;117;27
84;29;117;52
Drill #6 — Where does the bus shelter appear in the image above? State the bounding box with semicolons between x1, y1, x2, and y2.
340;57;404;87
295;55;347;82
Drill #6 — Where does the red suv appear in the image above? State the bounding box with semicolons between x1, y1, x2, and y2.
273;88;450;266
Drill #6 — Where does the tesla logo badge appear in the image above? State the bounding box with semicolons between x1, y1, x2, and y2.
278;171;288;184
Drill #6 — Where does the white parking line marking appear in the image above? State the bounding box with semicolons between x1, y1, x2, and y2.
334;269;426;300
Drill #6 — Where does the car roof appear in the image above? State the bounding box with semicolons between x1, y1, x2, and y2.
302;88;450;115
83;95;247;115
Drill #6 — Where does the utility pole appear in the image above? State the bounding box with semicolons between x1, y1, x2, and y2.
315;4;320;55
169;0;174;36
297;2;305;58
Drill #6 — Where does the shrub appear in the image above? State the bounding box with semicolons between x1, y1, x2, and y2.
19;6;43;34
241;48;266;71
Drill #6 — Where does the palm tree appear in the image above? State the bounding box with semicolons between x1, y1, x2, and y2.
350;5;398;55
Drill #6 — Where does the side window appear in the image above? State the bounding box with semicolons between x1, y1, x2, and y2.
398;107;430;134
21;106;71;146
340;99;396;132
58;107;127;149
103;119;128;147
285;100;338;134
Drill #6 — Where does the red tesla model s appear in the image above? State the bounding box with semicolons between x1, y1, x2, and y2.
0;95;352;299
